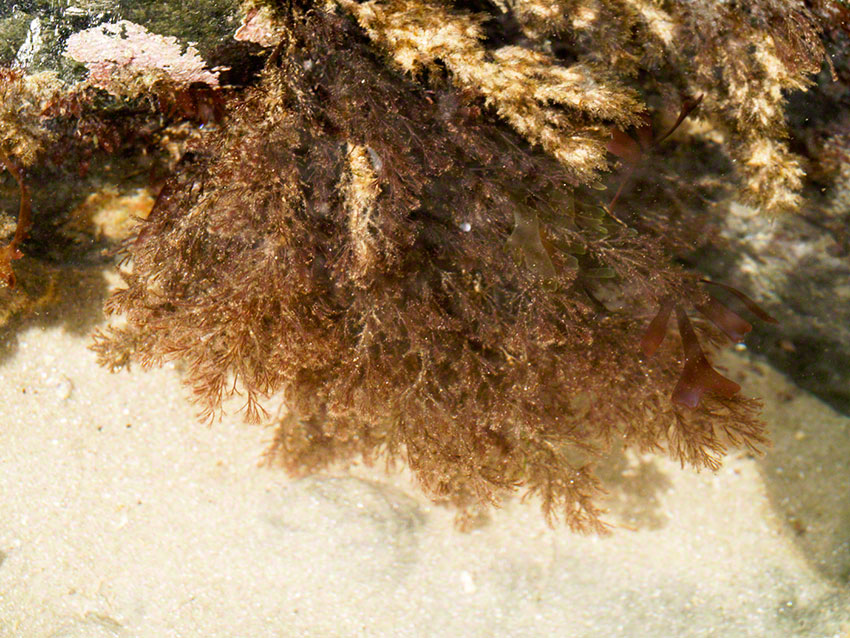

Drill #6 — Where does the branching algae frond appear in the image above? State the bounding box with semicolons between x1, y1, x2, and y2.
92;1;825;530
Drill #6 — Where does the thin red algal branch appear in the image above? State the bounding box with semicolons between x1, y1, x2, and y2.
696;295;753;342
653;95;703;146
607;127;645;164
673;306;741;408
640;297;675;358
700;280;779;324
0;152;32;288
605;128;642;214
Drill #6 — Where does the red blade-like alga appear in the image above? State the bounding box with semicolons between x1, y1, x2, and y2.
673;306;741;408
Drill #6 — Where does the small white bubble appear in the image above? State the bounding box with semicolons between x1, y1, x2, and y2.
459;222;471;232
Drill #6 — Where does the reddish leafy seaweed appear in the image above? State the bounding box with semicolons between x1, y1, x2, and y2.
0;153;32;289
641;281;777;408
606;95;703;215
673;305;742;408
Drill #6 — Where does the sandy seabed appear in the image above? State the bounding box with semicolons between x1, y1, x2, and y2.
1;272;849;638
